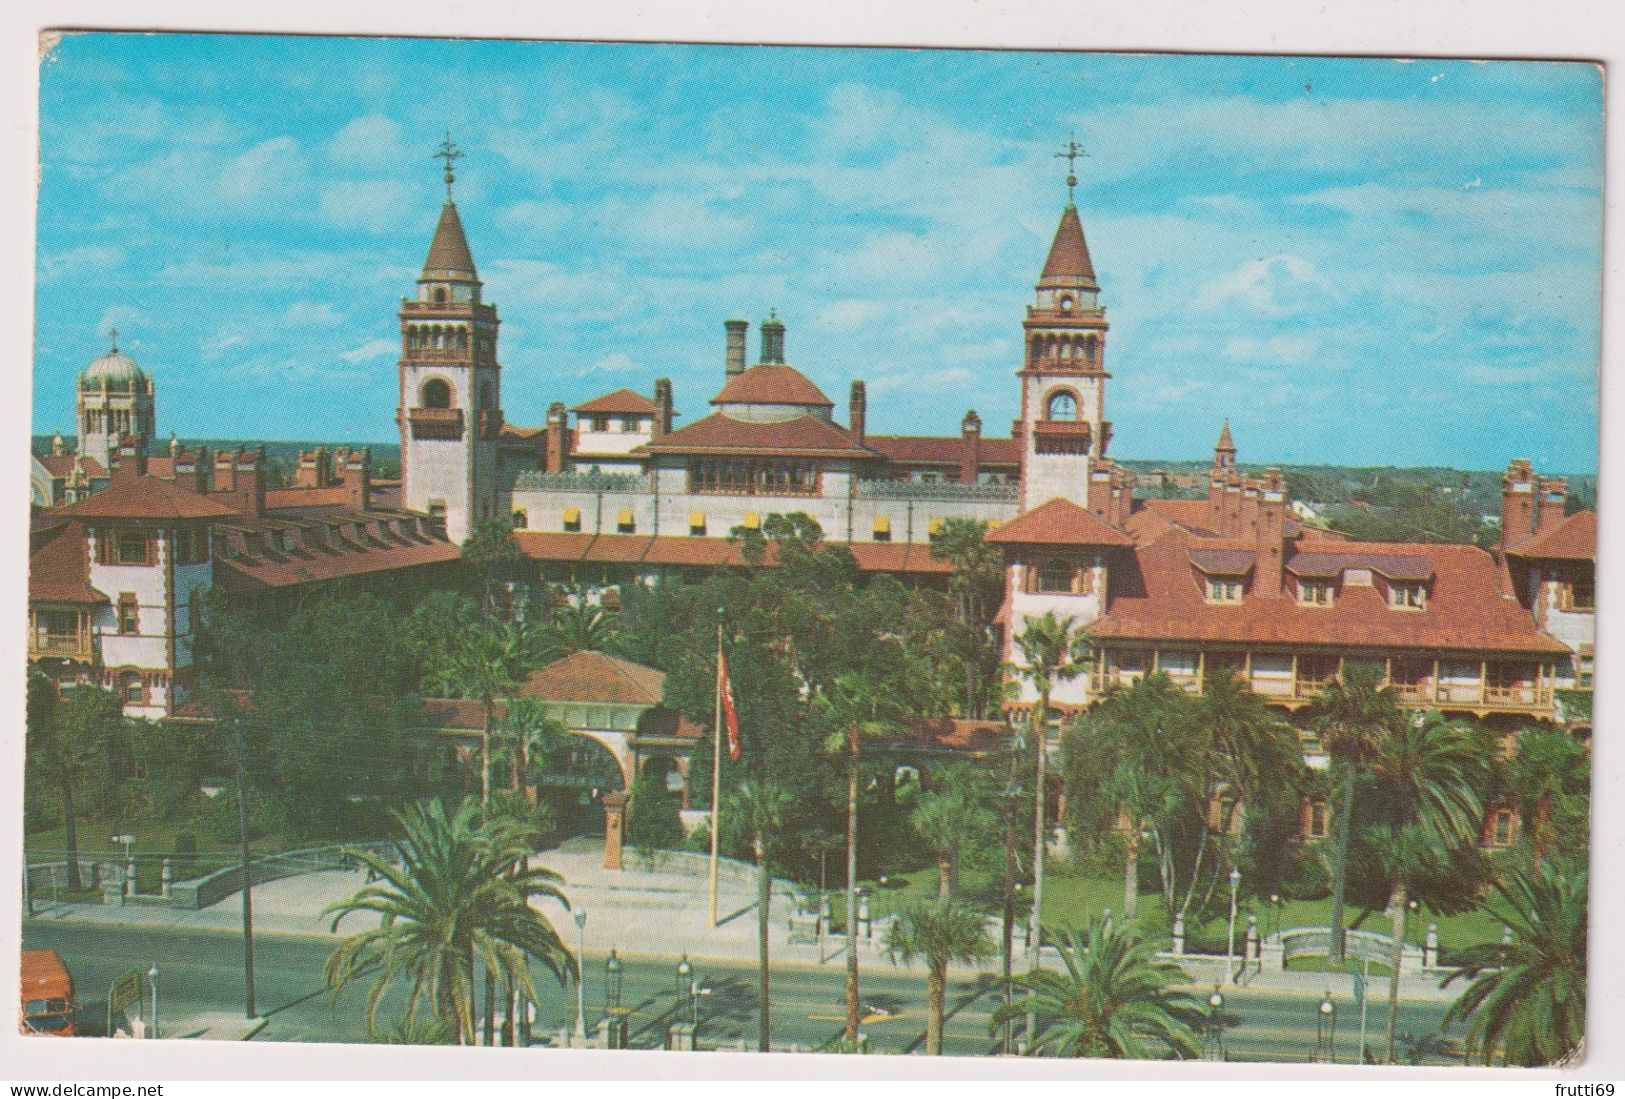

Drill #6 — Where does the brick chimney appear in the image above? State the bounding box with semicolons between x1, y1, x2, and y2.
213;449;238;493
174;445;209;495
545;401;570;474
1087;466;1113;521
849;380;867;447
234;446;265;518
724;319;748;378
338;447;372;511
1499;459;1538;550
1255;468;1287;597
110;434;146;480
653;378;674;440
295;447;331;488
959;409;981;485
1536;476;1569;535
1110;466;1134;527
1222;469;1244;537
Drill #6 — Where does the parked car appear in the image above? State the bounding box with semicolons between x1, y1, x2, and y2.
20;949;77;1036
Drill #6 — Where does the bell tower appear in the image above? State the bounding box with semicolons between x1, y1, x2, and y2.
1018;139;1110;512
397;136;502;545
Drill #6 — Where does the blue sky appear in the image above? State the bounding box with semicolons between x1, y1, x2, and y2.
34;35;1602;472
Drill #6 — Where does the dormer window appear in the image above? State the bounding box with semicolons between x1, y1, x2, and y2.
1299;578;1335;606
1390;581;1427;610
1206;576;1244;603
1035;558;1076;594
590;415;610;432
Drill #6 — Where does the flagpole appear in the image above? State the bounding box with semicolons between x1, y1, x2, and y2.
708;610;724;927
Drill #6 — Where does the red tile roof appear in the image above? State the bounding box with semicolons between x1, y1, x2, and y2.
519;650;666;706
639;412;871;458
54;475;240;521
423;200;476;274
515;531;952;575
37;454;107;480
573;389;659;416
890;718;1011;754
711;365;833;408
1287;549;1434;582
1040;205;1098;287
1088;529;1567;655
1506;510;1596;561
864;435;1021;467
214;509;460;590
264;486;354;509
1188;547;1255;574
28;521;107;605
986;497;1134;547
500;424;548;440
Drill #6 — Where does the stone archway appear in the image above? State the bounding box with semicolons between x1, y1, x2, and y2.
533;733;629;839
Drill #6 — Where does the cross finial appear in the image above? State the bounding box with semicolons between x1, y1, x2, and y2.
108;326;119;353
433;132;464;200
1054;134;1087;206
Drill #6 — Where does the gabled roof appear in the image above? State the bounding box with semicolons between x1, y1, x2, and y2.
1506;510;1596;561
1188;547;1255;575
423;201;476;276
573;388;660;416
54;475;240;521
986;497;1133;547
37;454;107;480
865;435;1022;467
638;411;871;458
519;650;666;706
711;364;834;408
512;531;952;575
1287;549;1434;582
29;521;107;605
1039;205;1098;289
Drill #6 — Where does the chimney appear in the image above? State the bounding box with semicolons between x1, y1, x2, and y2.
760;311;785;365
295;447;331;488
168;432;181;465
213;450;238;493
653;378;674;440
111;434;146;480
959;409;981;486
1223;469;1244;537
849;381;867;446
339;447;372;511
1087;466;1113;521
545;401;570;474
234;446;265;518
1499;459;1538;550
1111;466;1134;527
1241;480;1261;538
1536;477;1569;535
724;319;749;377
1255;468;1287;597
173;444;208;495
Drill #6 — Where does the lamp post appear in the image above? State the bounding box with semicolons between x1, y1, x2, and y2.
1204;987;1225;1062
573;910;588;1041
676;953;692;998
1315;991;1337;1063
147;964;159;1040
605;949;623;1016
1268;893;1281;939
1225;866;1241;985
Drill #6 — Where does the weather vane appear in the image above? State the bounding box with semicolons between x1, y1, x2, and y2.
433;133;464;200
108;327;119;353
1055;134;1087;205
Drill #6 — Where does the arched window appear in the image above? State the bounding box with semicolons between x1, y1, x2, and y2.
511;509;528;530
420;378;453;409
119;671;144;704
1046;391;1078;421
1036;558;1075;593
432;286;447;304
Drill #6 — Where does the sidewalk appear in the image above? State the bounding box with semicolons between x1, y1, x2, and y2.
24;838;1462;1001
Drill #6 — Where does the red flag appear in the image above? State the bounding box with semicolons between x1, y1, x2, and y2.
719;648;742;763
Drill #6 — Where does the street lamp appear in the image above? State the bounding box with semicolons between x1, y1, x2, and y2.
1203;987;1225;1062
1268;893;1282;939
1315;990;1337;1063
1225;866;1241;985
147;964;159;1040
605;949;624;1016
573;910;588;1040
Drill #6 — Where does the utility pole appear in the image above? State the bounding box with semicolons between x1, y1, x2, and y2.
233;716;257;1020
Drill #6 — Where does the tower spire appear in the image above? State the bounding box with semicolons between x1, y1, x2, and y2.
434;132;464;202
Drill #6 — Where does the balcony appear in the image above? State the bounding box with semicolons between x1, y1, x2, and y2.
29;633;93;663
407;407;464;441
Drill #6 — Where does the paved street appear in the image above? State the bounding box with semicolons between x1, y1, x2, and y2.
21;920;1464;1062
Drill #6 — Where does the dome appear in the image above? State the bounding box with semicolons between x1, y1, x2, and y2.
79;347;147;391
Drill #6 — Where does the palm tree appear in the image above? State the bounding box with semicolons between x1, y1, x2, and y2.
1013;612;1090;964
545;601;620;657
813;670;908;1047
1309;661;1402;966
884;901;993;1054
1443;862;1586;1066
447;621;535;806
36;683;124;893
1367;710;1491;1062
727;779;792;1052
909;764;995;900
323;796;573;1045
990;919;1206;1059
1505;727;1589;867
492;696;566;797
460;515;521;615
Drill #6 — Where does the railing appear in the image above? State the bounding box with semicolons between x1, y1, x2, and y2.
1093;666;1553;714
1278;926;1424;974
29;636;94;661
854;479;1019;502
513;470;652;493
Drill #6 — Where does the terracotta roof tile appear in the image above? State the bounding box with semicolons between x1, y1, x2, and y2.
1507;510;1596;561
986;497;1133;547
639;412;870;458
264;486;355;509
572;389;659;416
864;435;1021;467
28;521;107;604
1188;548;1255;574
515;531;951;575
1089;529;1567;654
890;718;1011;754
1039;205;1098;287
519;650;666;706
38;454;108;480
1287;549;1434;581
54;475;240;521
711;365;833;408
423;201;476;275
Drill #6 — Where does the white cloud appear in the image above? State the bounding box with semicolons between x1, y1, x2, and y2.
497;199;571;237
38;244;123;281
1222;335;1316;364
285;301;344;327
577;351;642;378
320;180;414;233
200;333;247;359
338;337;398;363
216;136;305;207
1194;255;1338;315
328;114;406;166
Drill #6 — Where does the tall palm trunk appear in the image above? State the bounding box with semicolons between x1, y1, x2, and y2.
1327;757;1358;965
755;832;772;1052
1385;879;1408;1063
484;966;496;1045
925;962;946;1055
61;767;81;891
936;854;952;901
1028;691;1049;965
844;726;861;1046
1000;753;1016;1055
1123;825;1140;921
1531;794;1551;868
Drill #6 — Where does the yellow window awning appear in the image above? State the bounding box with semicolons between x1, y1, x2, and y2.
742;512;761;530
616;508;634;526
562;507;580;524
873;515;891;534
689;511;706;529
